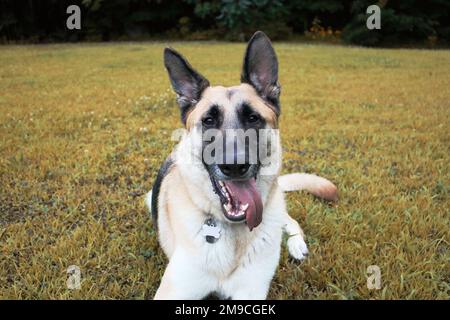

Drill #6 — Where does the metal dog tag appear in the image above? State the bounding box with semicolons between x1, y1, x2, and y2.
202;218;221;244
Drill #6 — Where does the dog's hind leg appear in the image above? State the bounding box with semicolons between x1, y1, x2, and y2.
278;173;338;259
282;212;309;260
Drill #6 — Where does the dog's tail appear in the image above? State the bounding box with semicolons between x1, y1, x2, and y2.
277;173;338;201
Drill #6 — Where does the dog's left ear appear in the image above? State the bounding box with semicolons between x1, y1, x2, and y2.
241;31;280;114
164;47;210;124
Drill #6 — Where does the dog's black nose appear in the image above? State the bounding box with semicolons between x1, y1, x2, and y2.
218;164;250;178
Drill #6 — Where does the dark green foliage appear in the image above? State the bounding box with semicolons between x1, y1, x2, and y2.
215;0;290;40
0;0;192;42
342;0;450;46
285;0;351;33
0;0;449;46
0;0;82;42
184;0;292;40
82;0;192;40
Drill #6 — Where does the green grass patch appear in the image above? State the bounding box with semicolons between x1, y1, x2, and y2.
0;42;449;299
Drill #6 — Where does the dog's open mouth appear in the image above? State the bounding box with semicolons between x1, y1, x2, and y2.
211;177;263;231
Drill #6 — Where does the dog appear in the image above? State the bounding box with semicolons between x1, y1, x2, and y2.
145;31;337;299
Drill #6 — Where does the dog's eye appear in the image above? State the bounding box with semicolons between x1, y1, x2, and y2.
247;114;260;123
202;117;216;126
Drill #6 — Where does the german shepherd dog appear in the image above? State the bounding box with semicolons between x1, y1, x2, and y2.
146;31;337;299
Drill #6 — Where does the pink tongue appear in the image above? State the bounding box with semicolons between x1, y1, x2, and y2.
223;178;263;231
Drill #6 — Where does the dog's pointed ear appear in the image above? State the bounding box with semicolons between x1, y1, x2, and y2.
241;31;280;113
164;47;210;123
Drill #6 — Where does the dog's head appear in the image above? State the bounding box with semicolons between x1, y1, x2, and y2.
164;31;281;230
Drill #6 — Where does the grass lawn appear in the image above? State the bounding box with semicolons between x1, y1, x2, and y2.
0;42;448;299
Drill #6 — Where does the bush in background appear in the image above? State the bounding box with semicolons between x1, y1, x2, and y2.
0;0;449;46
342;0;450;46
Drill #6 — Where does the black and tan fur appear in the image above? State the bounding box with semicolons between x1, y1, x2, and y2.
146;31;337;300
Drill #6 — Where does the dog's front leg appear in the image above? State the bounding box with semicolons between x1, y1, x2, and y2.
282;212;309;260
222;238;282;300
154;249;215;300
228;269;273;300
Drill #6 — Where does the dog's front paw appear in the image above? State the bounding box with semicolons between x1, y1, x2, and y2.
287;235;309;260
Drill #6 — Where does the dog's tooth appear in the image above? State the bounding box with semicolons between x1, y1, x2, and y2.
225;203;232;212
240;203;249;211
238;210;244;216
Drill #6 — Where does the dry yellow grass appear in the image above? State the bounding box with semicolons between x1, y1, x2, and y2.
0;42;449;299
